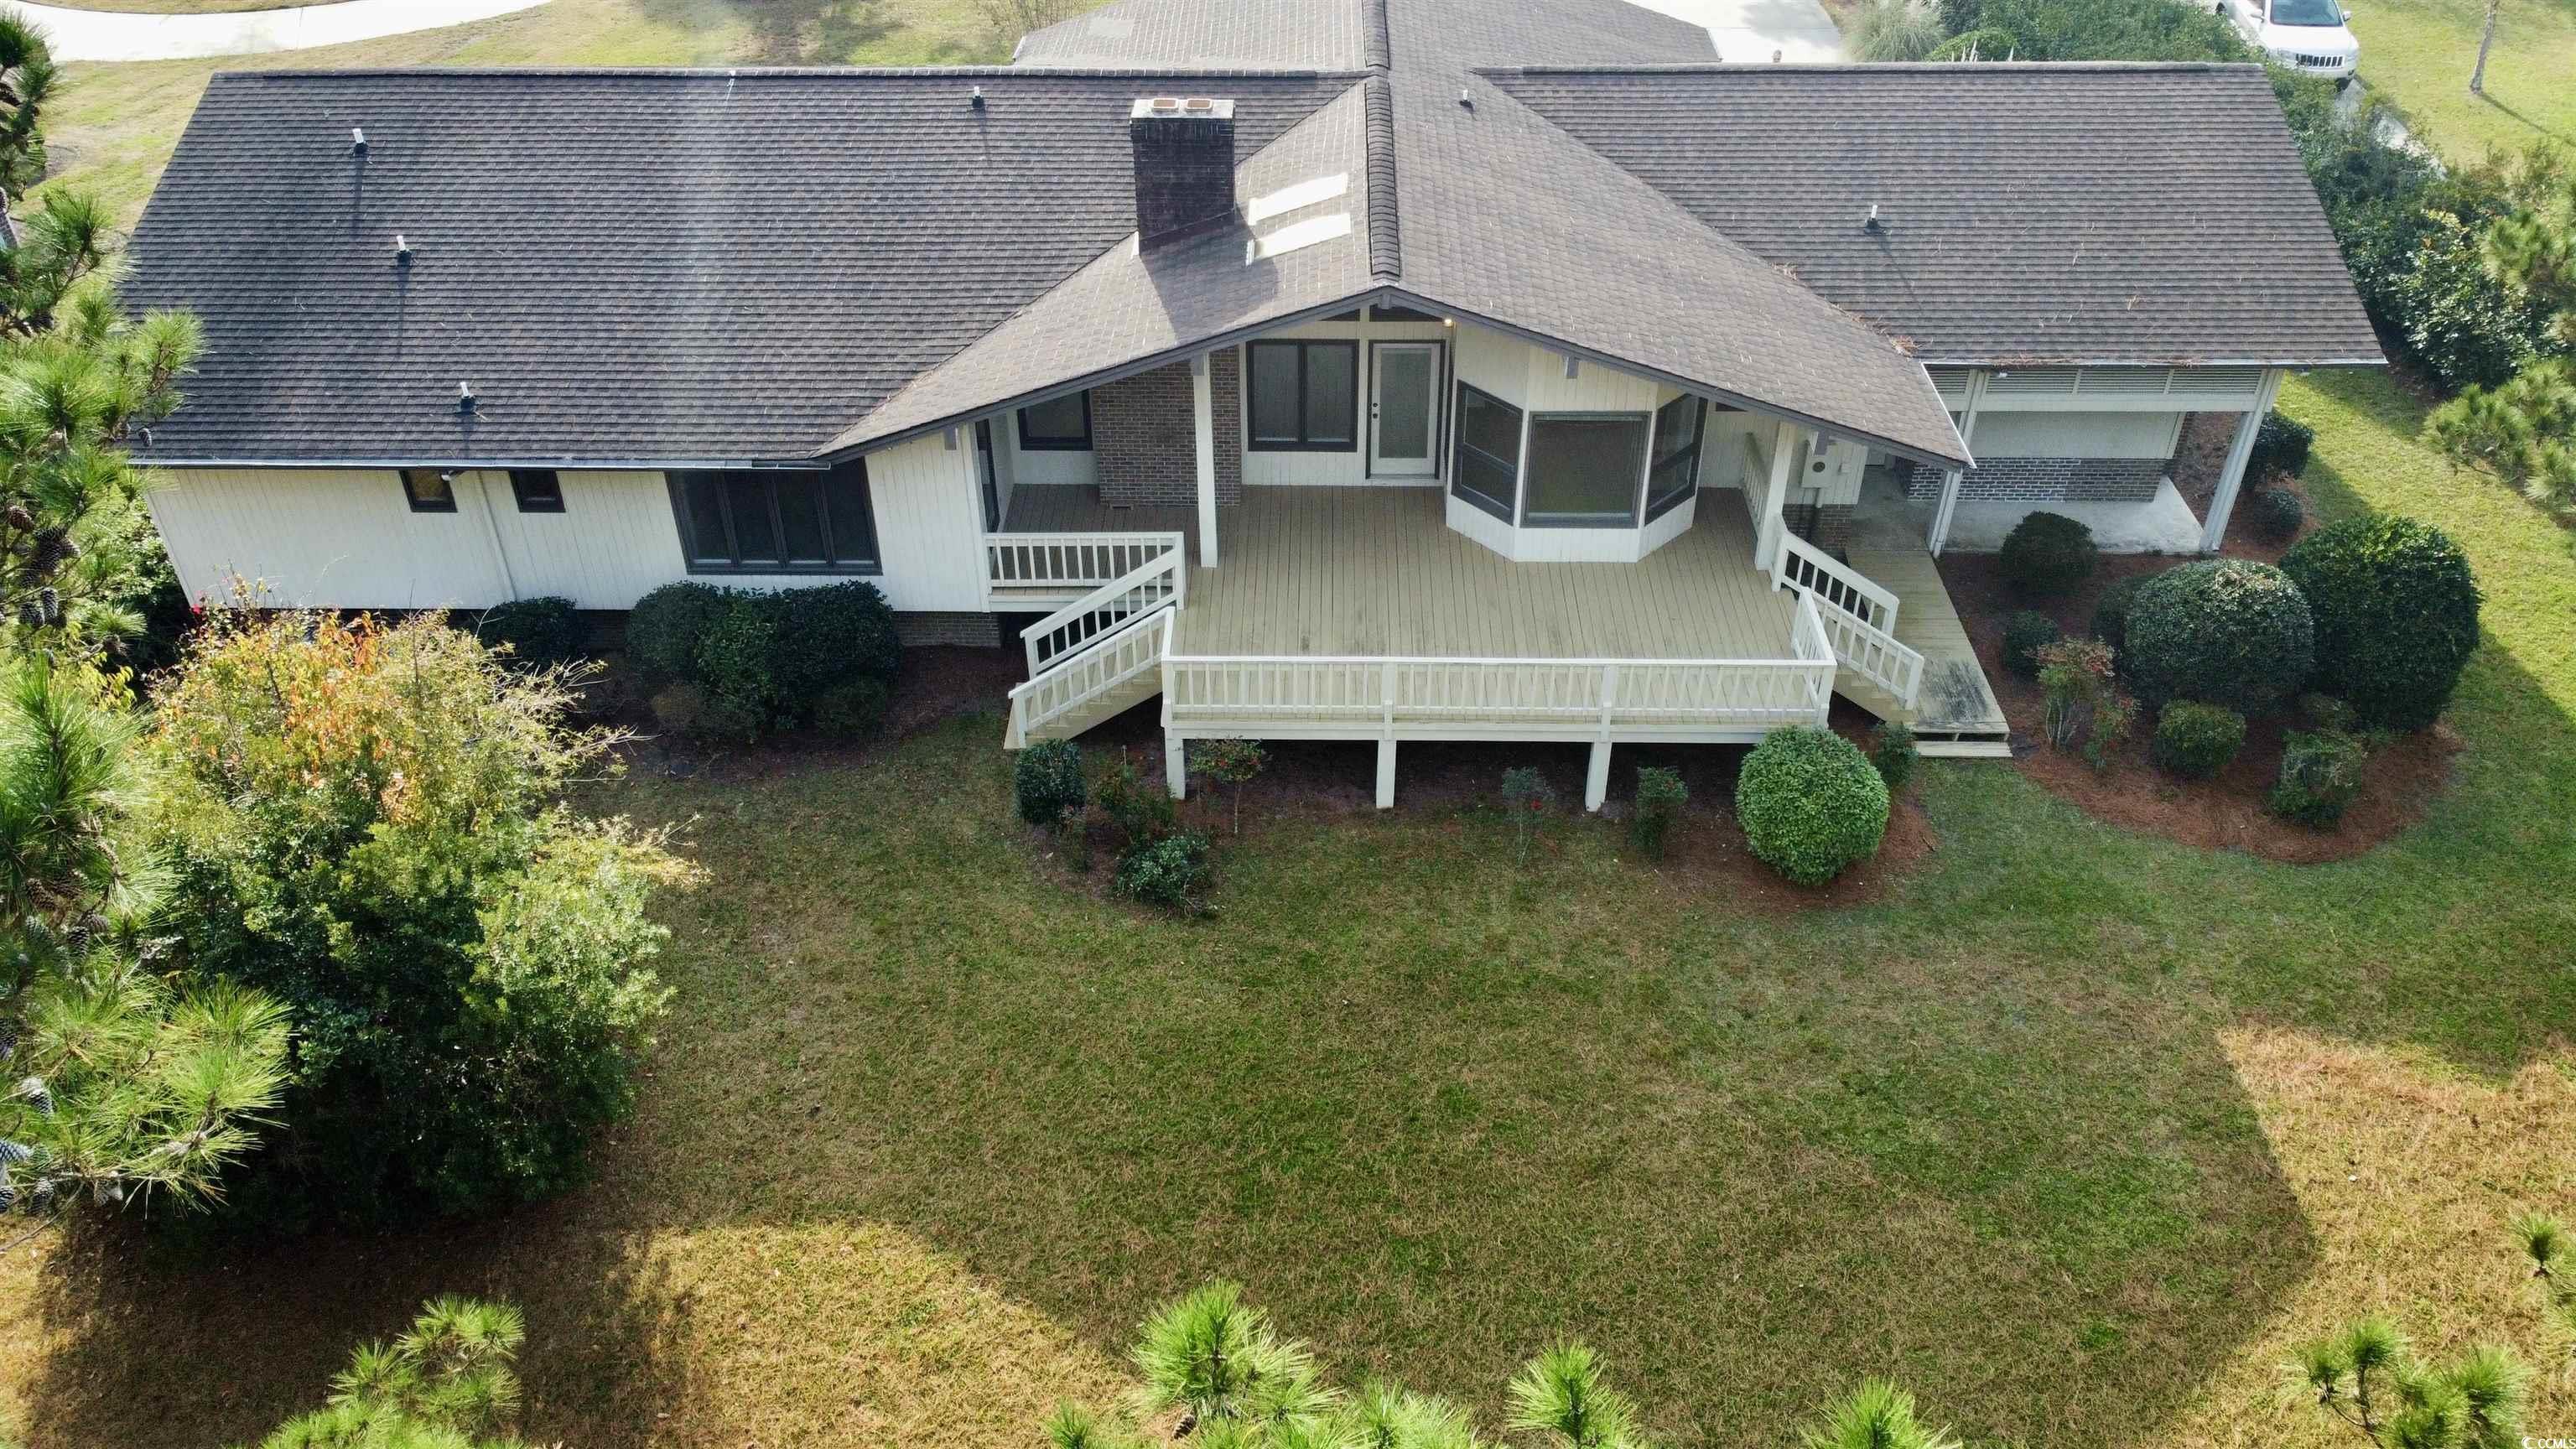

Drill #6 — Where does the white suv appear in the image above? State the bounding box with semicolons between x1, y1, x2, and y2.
2217;0;2361;86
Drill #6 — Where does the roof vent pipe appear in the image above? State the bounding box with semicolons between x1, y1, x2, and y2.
970;84;985;109
351;127;368;157
457;382;477;415
1864;203;1883;232
393;232;413;267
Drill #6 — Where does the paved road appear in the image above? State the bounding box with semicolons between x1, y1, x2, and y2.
3;0;549;62
1622;0;1846;62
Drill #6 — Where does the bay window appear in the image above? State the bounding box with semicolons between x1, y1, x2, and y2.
1644;394;1706;522
1452;383;1521;522
1524;413;1650;527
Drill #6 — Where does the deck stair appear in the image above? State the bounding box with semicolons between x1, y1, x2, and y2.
1841;541;2011;757
1004;551;1185;748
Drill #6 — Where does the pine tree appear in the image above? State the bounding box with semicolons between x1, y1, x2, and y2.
236;1297;532;1449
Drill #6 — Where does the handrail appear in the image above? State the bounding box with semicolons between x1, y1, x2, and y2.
1769;536;1924;709
1019;548;1186;675
1774;532;1899;630
984;531;1183;597
1006;605;1175;745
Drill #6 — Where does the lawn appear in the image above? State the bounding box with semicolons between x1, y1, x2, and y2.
2345;0;2576;156
3;366;2572;1449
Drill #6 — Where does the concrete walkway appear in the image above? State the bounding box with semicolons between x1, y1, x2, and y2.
1622;0;1845;62
3;0;549;62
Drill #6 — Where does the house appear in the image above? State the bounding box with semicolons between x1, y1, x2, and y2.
122;0;2381;807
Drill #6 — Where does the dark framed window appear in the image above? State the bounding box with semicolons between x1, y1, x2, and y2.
1524;413;1651;527
1452;382;1521;522
667;462;880;574
1017;392;1093;451
1247;340;1358;451
509;469;565;512
400;469;458;513
1644;395;1706;522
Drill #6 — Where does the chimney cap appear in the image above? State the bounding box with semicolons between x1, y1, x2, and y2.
1131;95;1233;120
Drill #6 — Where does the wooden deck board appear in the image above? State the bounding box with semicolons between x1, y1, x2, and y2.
1845;541;2010;736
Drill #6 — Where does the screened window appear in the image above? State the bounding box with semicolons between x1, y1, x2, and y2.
509;469;565;512
669;463;879;573
1246;340;1357;450
1018;392;1093;451
1644;395;1706;522
401;470;457;513
1452;383;1522;522
1524;414;1650;527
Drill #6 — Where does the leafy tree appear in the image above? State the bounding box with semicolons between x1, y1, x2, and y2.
1192;737;1267;837
0;655;288;1228
1499;766;1554;867
145;611;689;1227
236;1296;532;1449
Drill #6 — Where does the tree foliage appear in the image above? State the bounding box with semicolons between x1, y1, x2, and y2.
236;1296;534;1449
145;611;689;1226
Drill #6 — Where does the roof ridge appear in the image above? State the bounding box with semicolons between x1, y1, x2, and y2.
1478;60;2257;74
209;65;1372;81
1364;74;1400;282
1364;0;1393;74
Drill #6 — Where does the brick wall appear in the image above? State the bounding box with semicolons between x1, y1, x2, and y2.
1093;350;1244;508
893;610;1002;648
1898;455;2166;503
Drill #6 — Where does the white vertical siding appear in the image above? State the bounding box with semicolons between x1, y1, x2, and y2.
999;405;1097;487
1971;409;2184;460
146;429;990;614
1521;346;1658;413
1453;322;1524;404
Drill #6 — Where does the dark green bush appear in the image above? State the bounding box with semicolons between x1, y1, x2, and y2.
2279;517;2482;732
2122;558;2314;715
2090;574;2147;654
626;582;730;685
2270;728;2367;828
476;596;587;670
1868;720;1918;792
1938;0;2249;59
774;581;901;709
1096;750;1176;847
1114;831;1210;911
693;594;786;741
813;677;892;740
2298;691;2357;732
2002;610;2060;679
648;682;709;738
2246;488;2306;546
1998;512;2100;596
1734;728;1889;887
1015;740;1086;828
1629;766;1688;860
2151;700;2246;780
2248;411;2316;481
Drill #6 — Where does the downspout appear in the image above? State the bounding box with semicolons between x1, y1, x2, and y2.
472;472;520;602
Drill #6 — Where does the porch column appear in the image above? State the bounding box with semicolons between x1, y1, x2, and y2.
1191;351;1220;568
2199;367;2288;553
1928;369;1987;558
1759;419;1800;573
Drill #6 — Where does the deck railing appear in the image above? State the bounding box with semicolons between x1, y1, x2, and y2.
983;531;1184;604
1773;532;1924;709
1019;548;1187;675
1162;593;1835;737
1005;609;1175;748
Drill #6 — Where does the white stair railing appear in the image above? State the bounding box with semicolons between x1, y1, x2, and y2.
1019;548;1186;676
984;532;1183;600
1772;533;1924;709
1006;609;1175;747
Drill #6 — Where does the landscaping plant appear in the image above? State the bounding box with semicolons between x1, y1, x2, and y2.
1997;512;2099;596
1499;766;1555;866
1849;0;1945;59
1803;1379;1961;1449
2246;487;2305;545
2089;574;2146;654
2151;700;2246;780
693;589;788;741
2248;409;2316;480
2001;610;2059;679
474;595;587;670
1868;720;1918;792
1192;736;1267;837
2513;1210;2576;1344
626;580;903;743
1734;728;1888;886
2036;636;2134;768
146;611;690;1228
2121;558;2314;715
1014;740;1087;829
247;1296;531;1449
626;580;733;685
2279;516;2484;731
1097;749;1176;847
2269;727;2367;828
1113;832;1210;914
1629;765;1688;859
813;675;893;740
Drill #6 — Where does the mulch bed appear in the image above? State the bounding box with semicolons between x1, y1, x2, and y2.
1937;549;2459;864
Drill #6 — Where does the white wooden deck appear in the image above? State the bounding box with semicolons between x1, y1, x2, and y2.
1002;486;1800;662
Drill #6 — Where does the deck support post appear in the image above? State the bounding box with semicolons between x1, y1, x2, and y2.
1166;730;1187;800
1374;737;1397;809
2199;366;2288;553
1585;740;1612;813
1192;351;1220;569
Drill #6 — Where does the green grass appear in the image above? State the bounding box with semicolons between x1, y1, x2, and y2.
4;369;2572;1449
2345;0;2575;155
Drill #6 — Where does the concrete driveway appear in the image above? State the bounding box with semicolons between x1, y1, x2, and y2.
1620;0;1846;61
2;0;550;62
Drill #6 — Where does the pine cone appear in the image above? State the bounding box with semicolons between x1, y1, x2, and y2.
29;527;70;576
14;599;39;630
2;504;31;532
39;588;60;626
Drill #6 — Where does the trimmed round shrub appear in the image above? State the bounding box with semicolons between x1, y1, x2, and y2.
2090;574;2147;654
1734;728;1890;887
2248;409;2315;480
693;594;785;740
1998;512;2099;596
775;581;902;705
626;582;731;685
1114;831;1210;911
2246;488;2305;545
1014;740;1086;828
475;595;587;669
2297;691;2356;732
2002;610;2060;679
2151;700;2246;780
2278;516;2482;731
2122;558;2314;715
2270;728;2366;828
813;677;892;740
1868;720;1918;792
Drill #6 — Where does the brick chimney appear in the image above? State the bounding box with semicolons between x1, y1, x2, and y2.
1130;96;1237;248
